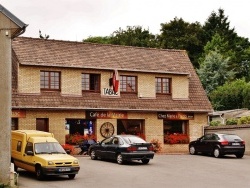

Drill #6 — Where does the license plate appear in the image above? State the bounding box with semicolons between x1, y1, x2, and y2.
138;147;148;150
232;143;240;146
59;168;71;172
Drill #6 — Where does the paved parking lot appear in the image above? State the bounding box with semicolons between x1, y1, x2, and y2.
17;154;250;188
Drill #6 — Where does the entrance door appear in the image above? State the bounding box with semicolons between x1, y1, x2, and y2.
36;118;49;132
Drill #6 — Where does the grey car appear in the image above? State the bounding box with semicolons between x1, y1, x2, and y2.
88;135;155;164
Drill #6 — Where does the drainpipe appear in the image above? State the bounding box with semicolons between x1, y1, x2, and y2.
220;113;225;125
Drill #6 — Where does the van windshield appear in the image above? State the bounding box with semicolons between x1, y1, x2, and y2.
35;142;66;154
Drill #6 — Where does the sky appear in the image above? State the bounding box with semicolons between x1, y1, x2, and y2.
1;0;250;42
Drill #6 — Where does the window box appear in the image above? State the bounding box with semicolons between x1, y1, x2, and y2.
164;134;189;144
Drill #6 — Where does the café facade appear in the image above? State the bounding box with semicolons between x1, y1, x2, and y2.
11;37;213;153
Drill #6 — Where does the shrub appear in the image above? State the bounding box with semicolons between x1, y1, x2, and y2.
226;118;238;125
150;138;162;153
237;116;250;125
210;120;221;126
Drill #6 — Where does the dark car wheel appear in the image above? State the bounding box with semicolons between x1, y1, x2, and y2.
235;153;244;158
90;150;97;160
213;147;221;158
141;159;150;164
189;145;197;155
68;174;76;179
35;166;44;180
117;154;124;165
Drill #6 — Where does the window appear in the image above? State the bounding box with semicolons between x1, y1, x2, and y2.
82;73;100;92
40;71;60;90
163;120;189;144
120;75;137;92
155;77;171;94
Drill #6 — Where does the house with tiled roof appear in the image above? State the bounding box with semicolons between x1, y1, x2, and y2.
11;37;213;153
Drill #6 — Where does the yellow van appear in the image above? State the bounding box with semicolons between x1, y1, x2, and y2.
11;130;80;180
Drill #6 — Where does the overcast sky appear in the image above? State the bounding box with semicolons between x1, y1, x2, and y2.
1;0;250;42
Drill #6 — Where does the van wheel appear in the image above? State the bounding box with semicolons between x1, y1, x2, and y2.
68;174;76;179
36;166;44;180
14;163;18;172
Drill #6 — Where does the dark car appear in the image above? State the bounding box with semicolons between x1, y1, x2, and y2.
189;133;245;158
78;139;97;155
88;135;155;164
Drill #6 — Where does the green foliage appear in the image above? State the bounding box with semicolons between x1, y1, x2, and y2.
83;36;112;44
210;120;221;126
197;49;235;94
110;26;158;48
158;17;204;68
237;116;250;125
209;79;250;110
226;118;238;125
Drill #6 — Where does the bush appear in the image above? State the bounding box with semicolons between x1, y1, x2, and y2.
210;120;221;126
150;138;162;153
226;118;238;125
237;116;250;125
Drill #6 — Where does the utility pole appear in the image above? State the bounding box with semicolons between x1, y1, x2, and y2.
0;4;27;187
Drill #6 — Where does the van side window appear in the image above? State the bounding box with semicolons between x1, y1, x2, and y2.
25;142;33;153
17;141;22;152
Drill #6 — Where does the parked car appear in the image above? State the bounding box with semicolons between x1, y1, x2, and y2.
78;139;96;155
88;135;155;164
189;133;245;158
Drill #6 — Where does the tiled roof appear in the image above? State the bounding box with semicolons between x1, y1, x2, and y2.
11;37;213;112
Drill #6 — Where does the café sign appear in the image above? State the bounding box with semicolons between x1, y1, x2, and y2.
86;111;127;119
157;112;194;120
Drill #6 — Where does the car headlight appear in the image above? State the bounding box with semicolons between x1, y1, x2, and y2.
48;161;54;165
73;160;79;164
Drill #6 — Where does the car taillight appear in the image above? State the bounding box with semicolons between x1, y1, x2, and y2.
148;146;154;151
220;140;229;145
242;141;245;145
127;146;137;152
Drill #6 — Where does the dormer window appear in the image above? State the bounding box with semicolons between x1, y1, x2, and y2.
120;75;137;93
40;71;60;91
155;77;171;94
82;73;100;92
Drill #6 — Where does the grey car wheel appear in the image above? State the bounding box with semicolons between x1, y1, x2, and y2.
117;154;124;165
189;146;196;155
90;150;97;160
142;159;150;164
213;147;221;158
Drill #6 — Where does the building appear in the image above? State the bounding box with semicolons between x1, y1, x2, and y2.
11;37;213;153
209;109;250;125
0;4;27;186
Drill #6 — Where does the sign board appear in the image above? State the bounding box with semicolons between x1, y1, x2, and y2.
157;112;194;120
86;111;127;119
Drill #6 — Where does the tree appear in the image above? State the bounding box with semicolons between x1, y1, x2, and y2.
110;26;158;48
209;79;250;110
202;8;250;79
158;17;204;68
197;50;235;94
202;9;237;45
83;36;112;44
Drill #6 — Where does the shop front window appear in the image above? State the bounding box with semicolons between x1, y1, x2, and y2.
163;120;189;144
117;119;145;139
65;119;96;144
